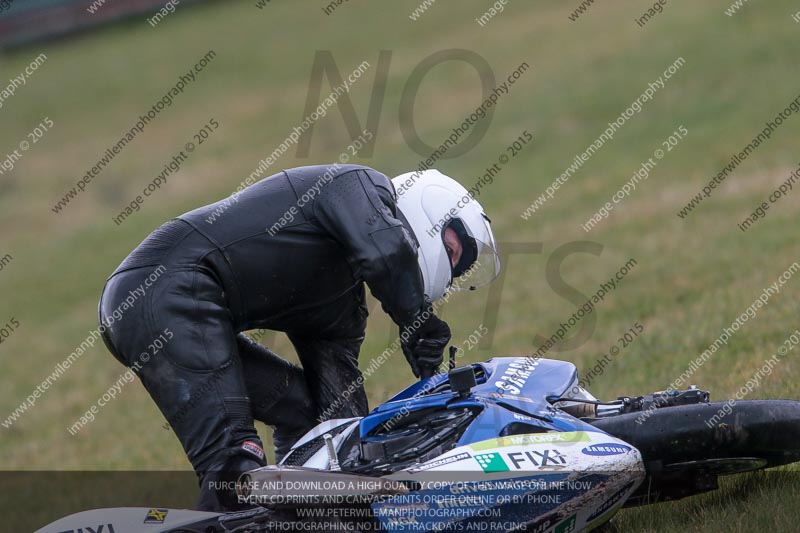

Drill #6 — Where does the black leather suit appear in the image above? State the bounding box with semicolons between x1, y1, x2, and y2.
98;164;426;510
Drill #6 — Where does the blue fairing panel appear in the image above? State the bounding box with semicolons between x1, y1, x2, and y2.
360;357;581;438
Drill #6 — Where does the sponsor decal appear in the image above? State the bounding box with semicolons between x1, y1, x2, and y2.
241;440;265;461
494;359;539;395
554;513;577;533
385;516;418;527
587;482;634;522
407;452;471;472
493;392;537;403
527;517;553;533
474;452;510;473
144;509;168;524
471;431;590;451
507;449;567;469
58;525;115;533
581;443;632;457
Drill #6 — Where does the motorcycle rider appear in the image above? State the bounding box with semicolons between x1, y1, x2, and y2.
98;164;500;511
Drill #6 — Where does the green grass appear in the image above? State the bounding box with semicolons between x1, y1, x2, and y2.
611;470;800;533
1;0;800;531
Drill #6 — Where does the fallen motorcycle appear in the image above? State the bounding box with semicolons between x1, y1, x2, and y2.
37;354;800;532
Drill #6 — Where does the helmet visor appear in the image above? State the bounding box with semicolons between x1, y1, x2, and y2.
450;216;500;291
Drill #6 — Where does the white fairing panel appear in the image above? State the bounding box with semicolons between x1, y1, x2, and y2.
35;507;221;533
373;431;645;532
280;418;360;470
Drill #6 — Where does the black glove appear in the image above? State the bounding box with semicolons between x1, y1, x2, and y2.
400;303;451;378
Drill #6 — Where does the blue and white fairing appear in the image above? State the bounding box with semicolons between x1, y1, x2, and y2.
35;358;645;533
366;357;645;533
363;357;605;441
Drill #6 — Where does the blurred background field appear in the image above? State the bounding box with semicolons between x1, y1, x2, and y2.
1;1;799;531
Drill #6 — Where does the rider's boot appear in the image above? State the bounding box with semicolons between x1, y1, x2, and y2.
197;447;266;512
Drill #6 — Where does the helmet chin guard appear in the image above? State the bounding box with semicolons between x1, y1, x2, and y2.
392;169;500;301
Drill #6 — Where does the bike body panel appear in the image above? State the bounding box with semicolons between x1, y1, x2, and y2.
36;357;800;532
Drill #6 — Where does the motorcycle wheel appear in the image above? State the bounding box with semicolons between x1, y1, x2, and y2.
587;399;800;506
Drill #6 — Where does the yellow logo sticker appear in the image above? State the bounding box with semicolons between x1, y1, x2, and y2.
144;508;169;523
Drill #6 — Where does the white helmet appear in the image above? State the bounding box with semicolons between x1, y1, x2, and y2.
392;169;501;301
